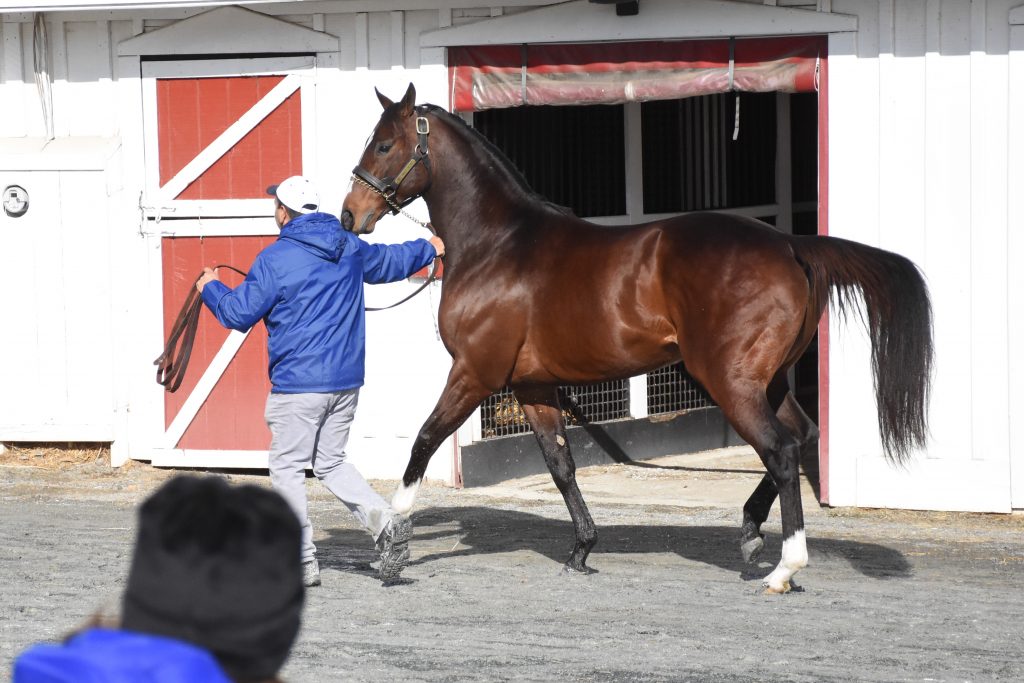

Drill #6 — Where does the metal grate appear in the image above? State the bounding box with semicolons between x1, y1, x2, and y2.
480;380;631;439
647;363;715;415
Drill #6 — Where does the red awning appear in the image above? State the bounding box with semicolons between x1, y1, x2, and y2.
449;37;821;112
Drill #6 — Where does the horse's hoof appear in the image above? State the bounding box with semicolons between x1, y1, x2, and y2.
762;578;801;594
561;564;598;576
762;579;791;594
741;535;765;564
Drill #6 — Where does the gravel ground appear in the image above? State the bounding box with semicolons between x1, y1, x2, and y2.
2;445;1023;682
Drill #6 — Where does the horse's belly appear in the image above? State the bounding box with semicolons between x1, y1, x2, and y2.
510;329;679;385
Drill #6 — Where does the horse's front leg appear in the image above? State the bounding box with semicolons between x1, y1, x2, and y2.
516;386;598;574
392;365;492;514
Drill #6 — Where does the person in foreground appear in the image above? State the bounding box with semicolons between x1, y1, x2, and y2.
195;175;444;586
13;475;304;682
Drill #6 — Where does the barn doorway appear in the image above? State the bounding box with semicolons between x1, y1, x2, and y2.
448;35;826;491
459;90;821;487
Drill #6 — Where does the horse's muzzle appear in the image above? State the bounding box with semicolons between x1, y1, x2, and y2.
340;209;355;232
355;210;379;234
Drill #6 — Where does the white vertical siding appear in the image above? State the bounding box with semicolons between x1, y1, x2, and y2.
0;172;62;434
1008;11;1024;508
0;156;120;442
63;21;113;136
1;21;25;134
967;1;1009;472
828;0;1018;511
921;0;973;472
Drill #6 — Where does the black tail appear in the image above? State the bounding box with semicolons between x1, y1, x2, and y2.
790;235;933;465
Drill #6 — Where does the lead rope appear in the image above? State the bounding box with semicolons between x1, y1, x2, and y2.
154;264;247;393
365;219;442;312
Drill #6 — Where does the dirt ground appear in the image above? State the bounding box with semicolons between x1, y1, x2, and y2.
2;443;1024;682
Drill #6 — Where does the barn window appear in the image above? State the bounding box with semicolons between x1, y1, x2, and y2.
641;93;777;213
472;104;625;217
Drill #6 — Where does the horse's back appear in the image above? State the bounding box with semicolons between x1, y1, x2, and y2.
535;211;806;306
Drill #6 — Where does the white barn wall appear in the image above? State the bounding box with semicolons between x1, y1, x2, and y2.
968;1;1011;499
1;0;1021;503
827;0;1017;511
1008;8;1024;509
0;141;123;442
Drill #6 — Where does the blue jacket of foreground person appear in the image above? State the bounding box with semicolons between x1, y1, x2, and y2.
13;628;232;682
200;211;436;393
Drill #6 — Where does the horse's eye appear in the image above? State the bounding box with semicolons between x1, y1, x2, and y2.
376;142;393;154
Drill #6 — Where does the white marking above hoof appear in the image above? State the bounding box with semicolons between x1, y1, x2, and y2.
392;479;421;514
762;530;808;593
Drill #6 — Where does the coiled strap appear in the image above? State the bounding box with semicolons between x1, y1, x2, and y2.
153;265;247;393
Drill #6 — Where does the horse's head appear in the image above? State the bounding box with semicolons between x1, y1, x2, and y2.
341;83;433;234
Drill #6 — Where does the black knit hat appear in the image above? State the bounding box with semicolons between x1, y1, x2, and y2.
122;475;304;682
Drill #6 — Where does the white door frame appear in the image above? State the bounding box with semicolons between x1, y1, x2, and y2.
139;56;318;467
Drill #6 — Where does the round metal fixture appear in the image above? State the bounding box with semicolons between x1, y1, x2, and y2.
3;185;29;218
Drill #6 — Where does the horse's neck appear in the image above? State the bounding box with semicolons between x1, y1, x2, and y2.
423;137;532;267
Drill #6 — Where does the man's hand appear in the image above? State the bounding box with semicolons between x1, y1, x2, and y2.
429;235;445;258
196;267;220;293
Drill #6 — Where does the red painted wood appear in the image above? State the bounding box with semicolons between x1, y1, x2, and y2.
411;260;444;280
449;38;820;111
157;76;303;200
816;40;830;505
162;236;275;450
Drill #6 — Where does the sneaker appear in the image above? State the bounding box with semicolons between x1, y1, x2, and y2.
302;559;321;587
375;515;413;582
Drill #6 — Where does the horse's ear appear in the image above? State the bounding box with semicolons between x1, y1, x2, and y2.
376;88;394;110
398;82;416;117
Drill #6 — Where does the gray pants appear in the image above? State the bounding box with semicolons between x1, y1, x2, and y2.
265;389;394;563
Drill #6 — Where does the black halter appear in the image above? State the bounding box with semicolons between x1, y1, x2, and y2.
351;108;432;214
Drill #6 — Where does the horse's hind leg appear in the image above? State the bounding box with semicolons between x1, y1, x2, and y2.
515;386;598;574
741;384;819;564
720;382;808;593
740;475;777;563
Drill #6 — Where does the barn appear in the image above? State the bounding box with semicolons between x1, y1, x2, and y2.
0;0;1021;514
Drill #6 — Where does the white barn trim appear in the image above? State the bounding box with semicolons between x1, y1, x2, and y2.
420;0;858;46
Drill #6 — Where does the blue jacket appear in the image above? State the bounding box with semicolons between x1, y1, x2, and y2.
201;212;436;393
13;628;231;683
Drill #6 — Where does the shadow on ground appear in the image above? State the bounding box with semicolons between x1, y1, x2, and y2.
317;505;910;582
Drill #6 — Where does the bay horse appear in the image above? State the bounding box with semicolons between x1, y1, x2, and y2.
341;84;932;593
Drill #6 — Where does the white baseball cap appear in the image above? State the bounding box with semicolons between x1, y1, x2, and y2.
266;176;320;214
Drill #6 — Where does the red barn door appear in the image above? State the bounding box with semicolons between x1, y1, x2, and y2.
143;57;315;465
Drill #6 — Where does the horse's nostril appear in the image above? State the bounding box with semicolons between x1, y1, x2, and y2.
340;209;354;231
